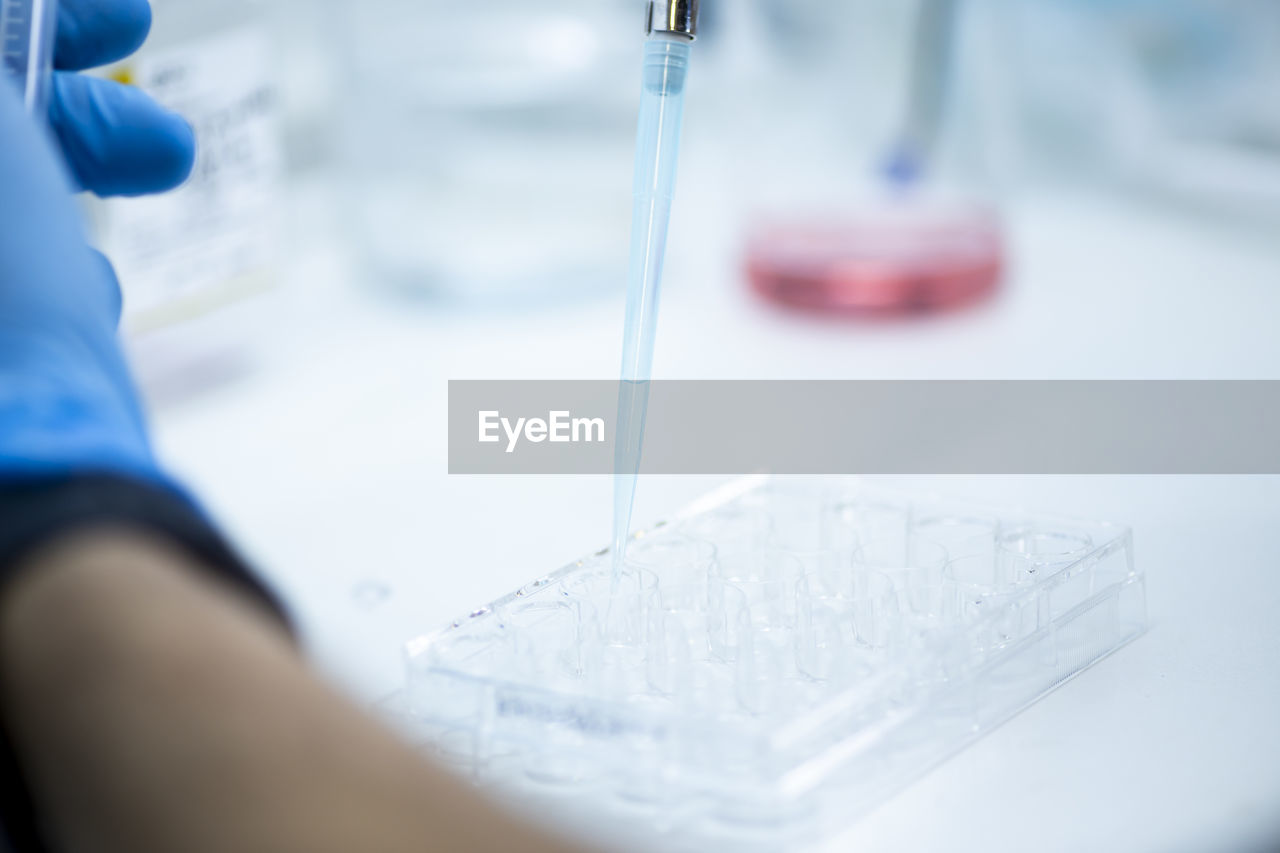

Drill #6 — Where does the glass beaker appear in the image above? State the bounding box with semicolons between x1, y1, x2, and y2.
335;0;638;304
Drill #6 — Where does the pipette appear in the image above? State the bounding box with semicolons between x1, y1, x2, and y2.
612;0;697;574
1;0;57;115
882;0;957;186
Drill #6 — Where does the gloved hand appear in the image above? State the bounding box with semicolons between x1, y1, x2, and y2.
0;0;193;487
51;0;195;196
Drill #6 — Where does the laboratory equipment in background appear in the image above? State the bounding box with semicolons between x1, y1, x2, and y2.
88;0;284;394
746;201;1002;314
984;0;1280;219
729;0;1004;316
334;0;639;304
1;0;56;114
387;478;1146;849
614;1;697;571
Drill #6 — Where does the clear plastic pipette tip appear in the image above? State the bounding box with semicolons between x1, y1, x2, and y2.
611;35;691;579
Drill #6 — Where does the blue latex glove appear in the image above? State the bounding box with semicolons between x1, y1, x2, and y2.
51;0;195;196
0;0;192;486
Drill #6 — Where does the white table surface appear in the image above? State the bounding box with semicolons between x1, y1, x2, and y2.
146;183;1280;852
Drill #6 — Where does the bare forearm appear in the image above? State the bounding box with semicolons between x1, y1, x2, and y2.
0;531;582;853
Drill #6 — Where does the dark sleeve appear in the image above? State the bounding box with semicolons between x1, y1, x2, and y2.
0;473;293;851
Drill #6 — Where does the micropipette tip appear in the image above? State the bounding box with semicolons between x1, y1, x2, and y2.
611;22;694;583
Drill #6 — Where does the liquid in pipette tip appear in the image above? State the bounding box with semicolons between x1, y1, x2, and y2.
611;35;691;579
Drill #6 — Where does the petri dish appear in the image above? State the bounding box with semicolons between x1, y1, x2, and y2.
744;200;1003;315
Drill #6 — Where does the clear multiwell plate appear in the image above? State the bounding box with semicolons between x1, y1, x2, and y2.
387;478;1146;848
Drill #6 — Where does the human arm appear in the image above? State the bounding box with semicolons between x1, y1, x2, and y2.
0;3;588;850
1;529;584;853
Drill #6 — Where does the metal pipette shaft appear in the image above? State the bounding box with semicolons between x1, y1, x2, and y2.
612;31;693;572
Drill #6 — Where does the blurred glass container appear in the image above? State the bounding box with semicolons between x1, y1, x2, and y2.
334;0;637;304
979;0;1280;216
90;0;284;395
692;1;914;215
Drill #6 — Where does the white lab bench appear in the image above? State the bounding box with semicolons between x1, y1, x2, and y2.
149;184;1280;852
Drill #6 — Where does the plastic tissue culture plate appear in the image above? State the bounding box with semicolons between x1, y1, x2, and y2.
387;479;1146;849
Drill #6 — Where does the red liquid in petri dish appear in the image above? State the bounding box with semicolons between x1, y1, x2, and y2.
745;203;1003;315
